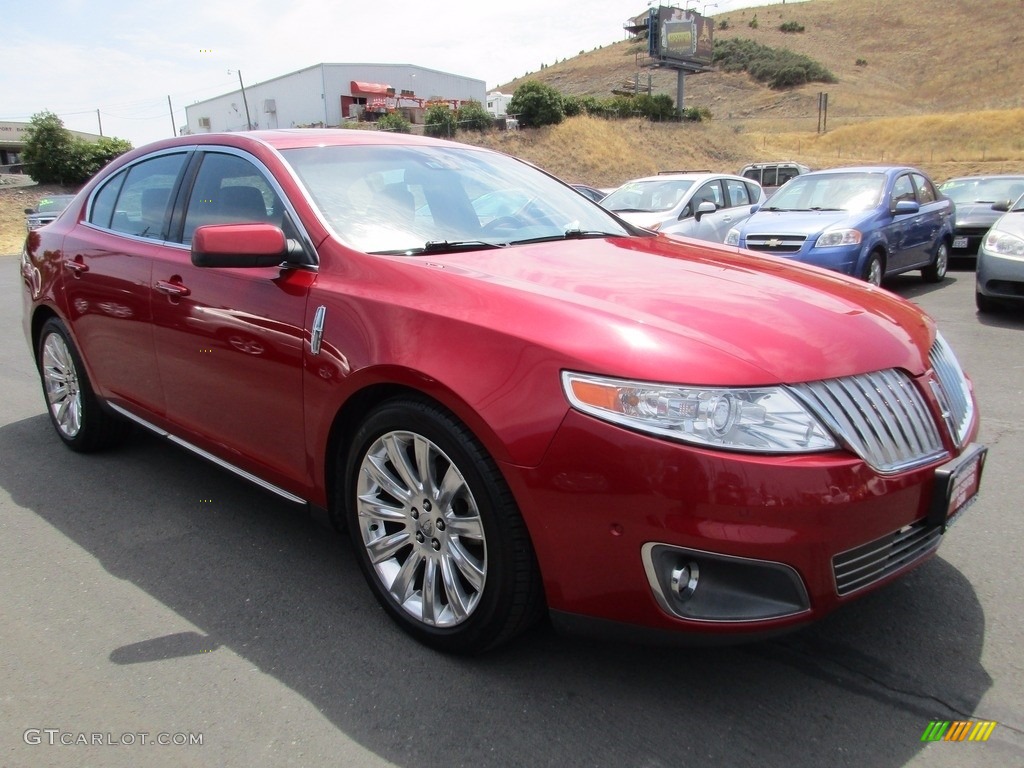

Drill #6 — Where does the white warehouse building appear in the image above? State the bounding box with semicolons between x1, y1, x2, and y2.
184;63;487;134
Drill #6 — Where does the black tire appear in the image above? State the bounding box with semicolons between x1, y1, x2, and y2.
863;252;884;286
345;397;543;653
976;291;999;314
922;241;949;283
36;317;127;452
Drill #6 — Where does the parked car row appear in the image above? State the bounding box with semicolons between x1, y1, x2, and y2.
589;163;1024;310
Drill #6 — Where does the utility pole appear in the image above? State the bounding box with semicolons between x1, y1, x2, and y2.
238;70;253;130
96;109;103;136
167;96;177;136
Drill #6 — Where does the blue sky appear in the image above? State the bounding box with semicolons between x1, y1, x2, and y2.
2;0;803;147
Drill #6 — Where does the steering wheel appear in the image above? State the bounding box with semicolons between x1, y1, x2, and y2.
481;215;523;235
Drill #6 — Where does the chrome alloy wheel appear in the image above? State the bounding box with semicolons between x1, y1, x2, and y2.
356;430;487;627
41;332;83;438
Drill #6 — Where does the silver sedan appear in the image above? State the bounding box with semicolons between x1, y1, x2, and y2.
976;193;1024;312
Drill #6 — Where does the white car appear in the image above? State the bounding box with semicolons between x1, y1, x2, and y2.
601;172;766;243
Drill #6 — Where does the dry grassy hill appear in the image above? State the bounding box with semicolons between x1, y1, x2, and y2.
3;0;1023;254
465;0;1024;186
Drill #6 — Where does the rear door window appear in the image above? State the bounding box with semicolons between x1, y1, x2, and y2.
103;153;188;240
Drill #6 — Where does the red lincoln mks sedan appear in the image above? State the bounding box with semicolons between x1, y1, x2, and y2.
21;130;985;653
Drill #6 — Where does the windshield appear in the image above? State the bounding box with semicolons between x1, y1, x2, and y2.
280;144;631;254
766;173;885;212
939;177;1024;205
602;179;695;213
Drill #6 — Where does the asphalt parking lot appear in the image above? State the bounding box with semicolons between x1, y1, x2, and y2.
1;257;1022;767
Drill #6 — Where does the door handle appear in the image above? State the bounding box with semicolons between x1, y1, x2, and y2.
64;258;89;276
155;279;191;297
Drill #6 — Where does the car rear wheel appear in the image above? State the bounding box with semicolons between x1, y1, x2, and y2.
37;317;126;452
922;241;949;283
346;397;543;653
863;252;884;286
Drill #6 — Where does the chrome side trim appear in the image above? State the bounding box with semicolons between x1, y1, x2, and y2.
310;305;326;356
108;403;307;505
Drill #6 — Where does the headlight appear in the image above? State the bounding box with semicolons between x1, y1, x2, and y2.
815;228;862;248
983;229;1024;259
562;371;836;453
724;228;740;246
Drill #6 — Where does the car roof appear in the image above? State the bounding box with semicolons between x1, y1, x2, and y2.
801;165;919;176
115;129;474;160
940;174;1024;182
618;172;757;185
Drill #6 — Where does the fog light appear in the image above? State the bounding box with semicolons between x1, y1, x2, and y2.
670;561;699;600
643;543;810;622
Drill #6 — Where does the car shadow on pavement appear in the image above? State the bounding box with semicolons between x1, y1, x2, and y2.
0;415;1004;768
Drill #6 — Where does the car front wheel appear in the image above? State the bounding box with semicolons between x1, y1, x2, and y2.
863;252;884;286
922;241;949;283
345;397;543;653
37;317;126;452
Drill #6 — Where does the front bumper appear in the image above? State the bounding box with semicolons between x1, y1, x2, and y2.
504;408;980;640
744;239;862;278
977;246;1024;302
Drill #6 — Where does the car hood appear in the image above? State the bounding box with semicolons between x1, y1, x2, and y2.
953;203;1003;228
740;209;869;237
989;209;1024;238
414;235;932;386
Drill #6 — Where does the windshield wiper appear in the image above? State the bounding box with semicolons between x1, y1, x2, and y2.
371;240;506;256
809;206;842;211
507;229;620;246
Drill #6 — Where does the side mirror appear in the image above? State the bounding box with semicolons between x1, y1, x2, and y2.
24;208;35;215
749;204;761;214
991;200;1012;213
191;223;288;268
694;201;717;221
893;199;920;215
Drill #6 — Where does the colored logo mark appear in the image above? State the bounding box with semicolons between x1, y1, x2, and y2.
921;720;997;742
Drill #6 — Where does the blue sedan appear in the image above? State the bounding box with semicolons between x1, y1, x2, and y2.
725;166;954;285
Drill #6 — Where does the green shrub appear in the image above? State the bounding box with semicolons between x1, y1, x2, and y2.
855;58;869;67
561;95;585;117
749;14;758;29
457;100;493;132
779;21;805;33
507;81;564;128
376;112;411;134
424;103;458;137
718;18;730;30
713;38;836;89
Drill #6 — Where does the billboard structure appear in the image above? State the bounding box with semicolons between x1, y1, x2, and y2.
647;6;714;71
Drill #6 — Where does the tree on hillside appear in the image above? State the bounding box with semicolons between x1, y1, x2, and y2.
508;81;564;128
22;111;75;184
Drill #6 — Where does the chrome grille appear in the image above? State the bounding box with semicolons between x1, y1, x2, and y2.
744;234;806;253
791;370;946;474
929;333;973;447
833;519;940;596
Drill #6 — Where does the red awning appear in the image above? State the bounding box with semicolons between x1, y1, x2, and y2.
351;81;391;95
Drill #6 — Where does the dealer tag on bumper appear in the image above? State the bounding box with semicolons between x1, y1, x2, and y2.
928;443;987;532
